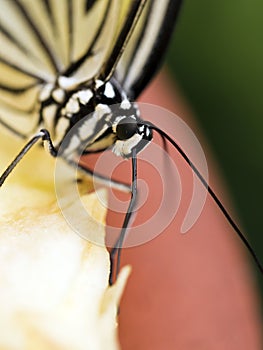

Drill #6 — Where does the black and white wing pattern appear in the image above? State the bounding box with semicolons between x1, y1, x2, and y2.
0;0;182;137
0;0;119;136
115;0;182;100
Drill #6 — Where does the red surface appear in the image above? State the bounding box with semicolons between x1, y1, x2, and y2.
108;72;262;350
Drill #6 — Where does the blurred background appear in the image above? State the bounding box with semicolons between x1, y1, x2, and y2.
166;0;263;298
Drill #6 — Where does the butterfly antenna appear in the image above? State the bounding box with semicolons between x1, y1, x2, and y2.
145;122;263;275
109;148;138;284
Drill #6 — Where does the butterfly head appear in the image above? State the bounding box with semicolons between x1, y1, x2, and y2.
97;79;153;158
78;78;152;158
111;114;152;158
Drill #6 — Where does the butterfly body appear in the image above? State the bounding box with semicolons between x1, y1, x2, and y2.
38;76;152;160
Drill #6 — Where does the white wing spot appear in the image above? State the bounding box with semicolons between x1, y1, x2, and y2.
78;90;93;104
65;98;80;114
104;83;115;98
52;88;65;103
95;80;104;88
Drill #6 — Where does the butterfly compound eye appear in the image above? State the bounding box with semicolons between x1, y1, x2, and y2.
116;117;137;140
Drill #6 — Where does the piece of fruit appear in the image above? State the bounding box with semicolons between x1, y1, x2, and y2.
0;130;130;350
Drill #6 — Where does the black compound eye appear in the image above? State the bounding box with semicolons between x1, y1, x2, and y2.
116;117;137;140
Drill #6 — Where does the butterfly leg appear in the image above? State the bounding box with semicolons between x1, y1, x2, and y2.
109;148;137;285
0;129;57;187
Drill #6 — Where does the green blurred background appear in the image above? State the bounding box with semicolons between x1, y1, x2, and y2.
166;0;263;298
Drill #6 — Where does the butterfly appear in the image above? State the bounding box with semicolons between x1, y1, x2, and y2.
0;0;262;284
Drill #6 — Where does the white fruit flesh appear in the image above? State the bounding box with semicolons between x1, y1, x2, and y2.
0;130;130;350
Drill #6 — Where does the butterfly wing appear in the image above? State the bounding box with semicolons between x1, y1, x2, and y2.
0;0;181;136
115;0;183;100
0;0;121;136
